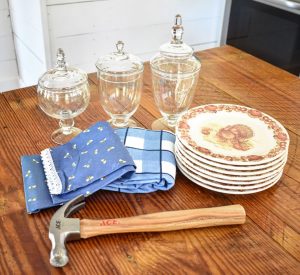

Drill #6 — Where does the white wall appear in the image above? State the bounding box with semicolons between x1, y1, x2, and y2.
9;0;49;87
0;0;18;92
46;0;226;72
5;0;226;89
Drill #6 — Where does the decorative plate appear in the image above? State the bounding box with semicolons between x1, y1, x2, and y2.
176;159;282;194
175;142;287;176
176;157;282;189
176;104;289;165
176;150;285;183
175;139;288;171
176;139;287;171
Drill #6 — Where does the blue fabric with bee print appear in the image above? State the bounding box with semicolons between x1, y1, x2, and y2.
41;121;135;195
21;121;136;213
21;123;176;213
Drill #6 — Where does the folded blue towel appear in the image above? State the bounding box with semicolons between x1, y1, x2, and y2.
21;123;176;213
105;128;176;193
41;122;135;195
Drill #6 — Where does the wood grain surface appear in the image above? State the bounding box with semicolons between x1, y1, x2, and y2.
80;205;246;238
0;46;299;274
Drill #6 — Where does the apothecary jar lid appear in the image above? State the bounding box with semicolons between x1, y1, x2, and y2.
95;41;144;76
159;15;194;58
150;14;201;74
38;48;88;91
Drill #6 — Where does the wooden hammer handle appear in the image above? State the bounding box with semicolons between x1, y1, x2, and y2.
80;205;246;239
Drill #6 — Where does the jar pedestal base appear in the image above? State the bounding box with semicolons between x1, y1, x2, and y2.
151;118;175;132
108;118;141;128
51;127;82;145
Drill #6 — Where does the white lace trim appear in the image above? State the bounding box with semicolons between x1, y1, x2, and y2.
41;148;63;195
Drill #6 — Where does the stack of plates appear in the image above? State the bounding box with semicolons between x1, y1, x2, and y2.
175;104;289;194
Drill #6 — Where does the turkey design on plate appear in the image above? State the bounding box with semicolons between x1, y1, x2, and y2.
176;104;289;165
175;104;289;194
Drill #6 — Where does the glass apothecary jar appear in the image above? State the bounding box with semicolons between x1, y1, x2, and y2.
96;41;144;127
37;48;90;144
150;15;201;131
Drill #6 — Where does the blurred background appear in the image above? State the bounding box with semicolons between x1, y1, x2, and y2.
0;0;227;91
1;0;299;92
0;0;226;90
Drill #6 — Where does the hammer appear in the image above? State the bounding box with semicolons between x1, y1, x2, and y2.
49;195;246;267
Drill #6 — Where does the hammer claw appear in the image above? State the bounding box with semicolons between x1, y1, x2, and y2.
63;195;85;217
65;201;86;218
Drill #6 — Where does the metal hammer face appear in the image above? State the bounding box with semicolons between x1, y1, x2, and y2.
49;195;85;267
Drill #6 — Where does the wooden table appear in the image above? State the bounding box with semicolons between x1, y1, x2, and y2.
0;46;299;274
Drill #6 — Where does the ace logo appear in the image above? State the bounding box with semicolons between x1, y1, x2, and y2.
56;220;61;230
99;219;119;226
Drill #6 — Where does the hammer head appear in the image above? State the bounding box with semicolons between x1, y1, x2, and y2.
49;195;85;267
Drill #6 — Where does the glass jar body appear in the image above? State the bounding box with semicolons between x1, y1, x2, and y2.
37;83;90;120
150;56;200;128
37;83;90;143
97;71;143;127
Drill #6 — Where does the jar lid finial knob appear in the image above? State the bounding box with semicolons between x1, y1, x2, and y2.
116;41;125;54
56;48;67;70
171;14;184;44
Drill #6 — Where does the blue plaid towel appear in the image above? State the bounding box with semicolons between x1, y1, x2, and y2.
21;123;176;213
104;127;176;193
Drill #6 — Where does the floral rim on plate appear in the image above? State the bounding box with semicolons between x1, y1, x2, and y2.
176;104;289;163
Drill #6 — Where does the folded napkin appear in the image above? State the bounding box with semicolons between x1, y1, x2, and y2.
22;121;136;213
104;127;176;193
21;123;176;213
